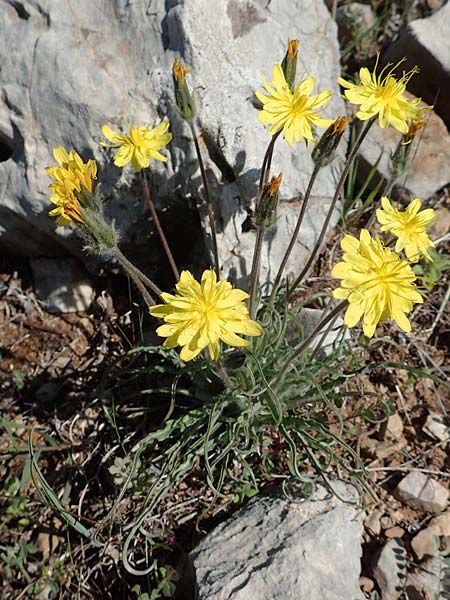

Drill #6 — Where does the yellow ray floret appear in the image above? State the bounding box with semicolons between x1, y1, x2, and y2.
332;229;423;338
255;64;333;146
150;270;263;362
100;122;172;172
338;56;430;134
45;146;97;226
376;197;435;262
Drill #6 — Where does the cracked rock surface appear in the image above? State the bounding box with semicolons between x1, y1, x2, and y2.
0;0;344;285
187;481;364;600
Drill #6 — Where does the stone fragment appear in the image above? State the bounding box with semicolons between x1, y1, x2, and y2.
428;207;450;241
288;307;348;355
383;414;404;441
336;3;376;53
385;526;405;539
384;2;450;127
423;413;450;443
373;538;407;600
188;482;364;600
428;511;450;537
30;257;95;313
411;527;439;560
365;508;383;536
396;472;449;513
359;576;374;594
356;100;450;201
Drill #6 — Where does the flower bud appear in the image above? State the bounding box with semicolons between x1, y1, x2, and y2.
391;119;426;178
281;39;299;91
311;117;349;167
173;58;195;121
255;173;282;227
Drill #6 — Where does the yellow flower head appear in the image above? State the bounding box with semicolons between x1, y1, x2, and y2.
100;121;172;172
338;56;430;134
255;64;333;146
150;270;263;362
45;146;97;226
376;197;435;262
332;229;423;338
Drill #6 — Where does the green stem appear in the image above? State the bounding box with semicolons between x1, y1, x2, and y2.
141;170;180;281
248;226;265;320
268;163;321;310
189;121;220;278
248;133;280;318
288;118;375;296
272;300;347;385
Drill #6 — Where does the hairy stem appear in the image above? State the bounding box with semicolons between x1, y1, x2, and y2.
248;132;280;318
289;118;375;295
141;170;180;281
112;247;162;301
268;163;321;310
189;121;220;278
112;248;158;307
248;226;265;319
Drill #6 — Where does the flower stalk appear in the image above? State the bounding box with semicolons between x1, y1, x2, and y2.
140;170;180;281
288;117;375;295
188;120;220;278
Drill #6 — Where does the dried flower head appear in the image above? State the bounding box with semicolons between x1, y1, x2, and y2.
256;64;333;146
376;197;435;262
100;122;172;172
332;229;423;337
150;270;263;361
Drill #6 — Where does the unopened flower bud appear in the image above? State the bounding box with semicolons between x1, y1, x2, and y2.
281;39;299;91
391;118;426;178
312;116;349;167
173;58;195;121
255;173;282;227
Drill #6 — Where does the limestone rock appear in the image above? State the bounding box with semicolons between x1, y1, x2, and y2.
356;100;450;201
30;257;95;313
383;2;450;127
373;538;407;600
423;413;450;443
395;471;449;513
0;0;345;289
188;481;364;600
411;528;438;560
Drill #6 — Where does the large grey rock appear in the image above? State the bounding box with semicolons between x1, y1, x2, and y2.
383;2;450;127
188;481;364;600
0;0;345;288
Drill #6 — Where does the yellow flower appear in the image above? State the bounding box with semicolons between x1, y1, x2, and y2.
45;146;97;226
338;57;429;134
255;64;333;146
376;197;435;262
332;229;423;338
100;122;172;172
150;270;263;361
